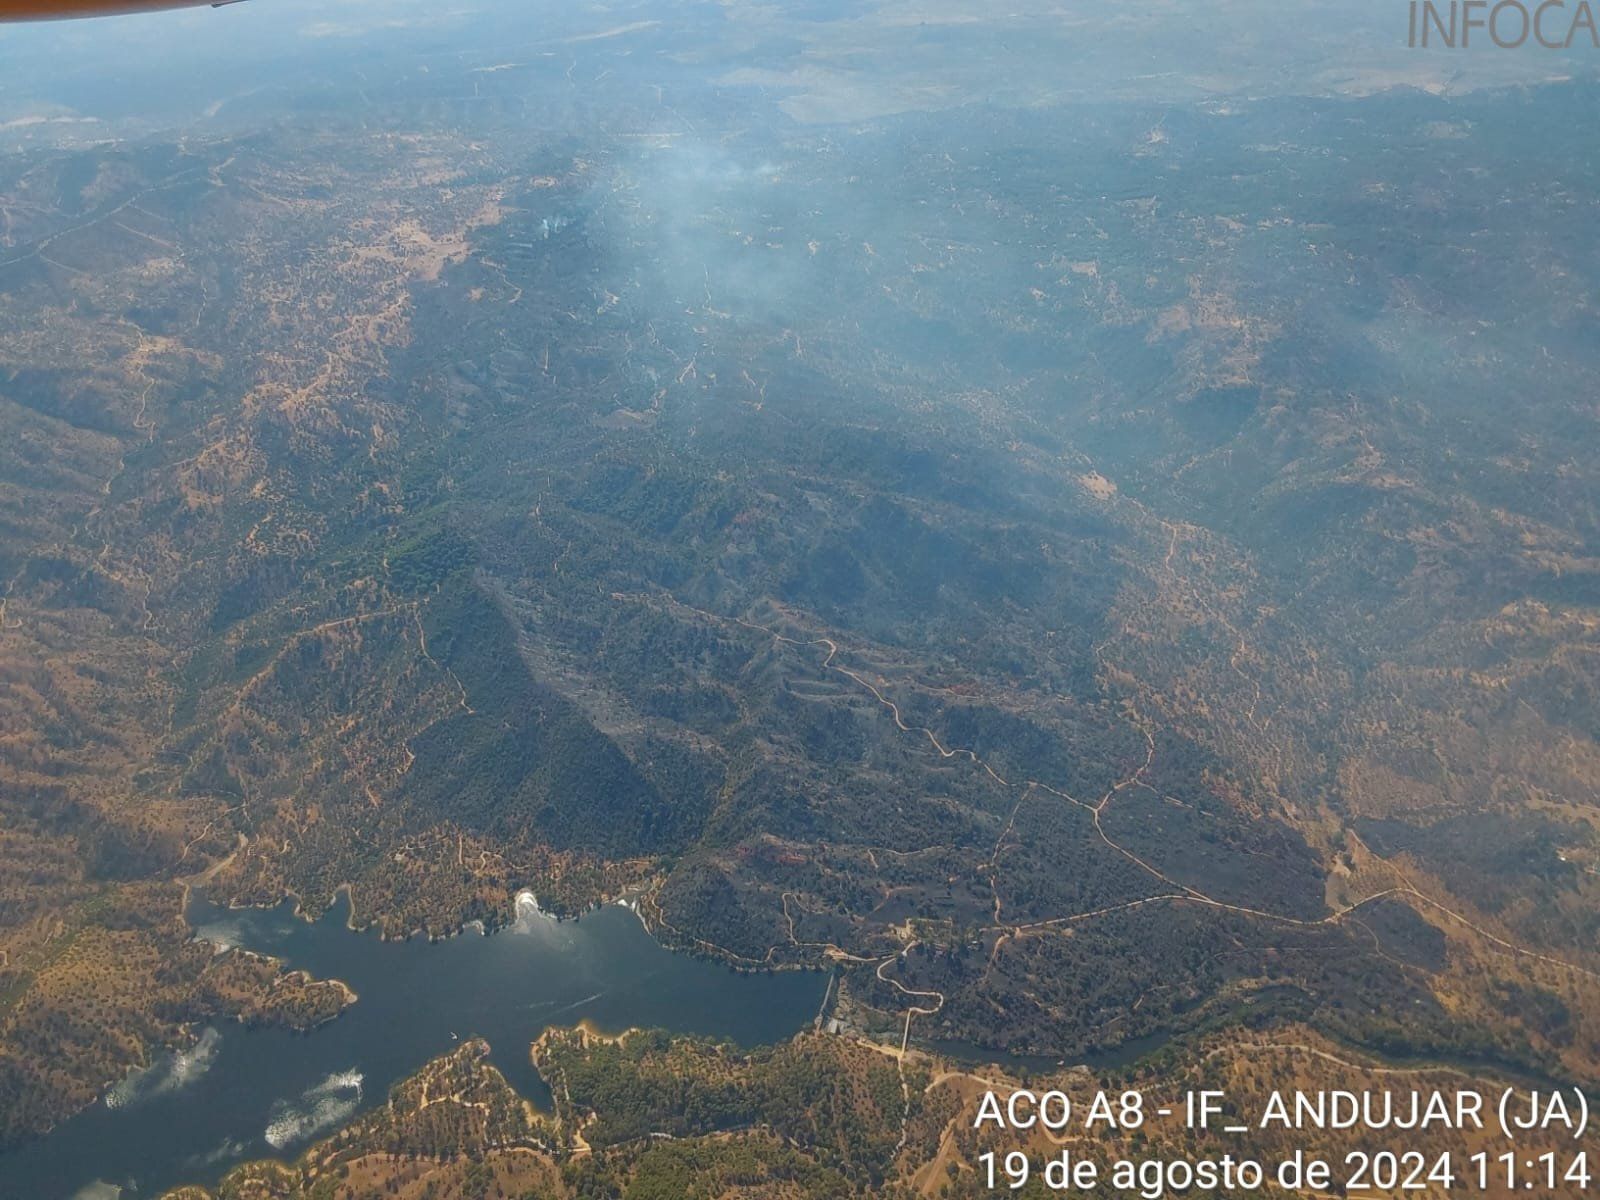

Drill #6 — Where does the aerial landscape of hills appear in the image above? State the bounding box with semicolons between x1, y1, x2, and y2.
1;1;1598;1196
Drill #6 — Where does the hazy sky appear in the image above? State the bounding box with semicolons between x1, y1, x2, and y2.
3;0;1596;149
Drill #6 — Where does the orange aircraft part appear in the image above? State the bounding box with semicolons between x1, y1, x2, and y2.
0;0;219;18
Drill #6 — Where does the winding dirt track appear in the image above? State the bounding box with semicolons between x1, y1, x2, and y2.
630;593;1600;1062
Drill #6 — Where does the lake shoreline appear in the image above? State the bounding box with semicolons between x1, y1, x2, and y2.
4;884;826;1200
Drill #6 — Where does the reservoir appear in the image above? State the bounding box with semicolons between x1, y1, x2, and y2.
1;891;825;1200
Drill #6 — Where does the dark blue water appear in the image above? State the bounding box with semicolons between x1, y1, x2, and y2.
1;891;824;1200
